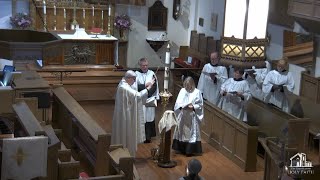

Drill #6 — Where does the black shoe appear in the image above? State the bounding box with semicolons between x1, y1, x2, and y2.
144;140;151;143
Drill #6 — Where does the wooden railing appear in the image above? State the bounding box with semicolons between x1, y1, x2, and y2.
52;87;136;179
52;87;110;176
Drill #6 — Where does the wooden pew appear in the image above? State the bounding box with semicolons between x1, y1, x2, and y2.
52;87;110;176
12;101;61;180
39;70;124;101
247;98;310;154
52;87;136;179
0;86;14;114
202;100;258;172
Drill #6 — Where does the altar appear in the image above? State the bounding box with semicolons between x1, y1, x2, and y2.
47;29;119;66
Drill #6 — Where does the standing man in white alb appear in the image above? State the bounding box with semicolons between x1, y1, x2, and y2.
197;51;228;106
219;68;251;122
245;61;271;101
263;59;295;113
135;58;159;143
112;70;155;157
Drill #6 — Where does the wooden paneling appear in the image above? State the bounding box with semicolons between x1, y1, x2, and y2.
190;31;199;51
198;33;207;54
30;1;114;32
300;72;320;103
190;87;259;171
95;42;115;64
116;0;146;6
288;0;320;22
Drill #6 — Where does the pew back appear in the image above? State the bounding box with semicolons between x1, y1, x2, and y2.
12;101;61;180
247;98;310;153
52;87;110;176
202;100;258;171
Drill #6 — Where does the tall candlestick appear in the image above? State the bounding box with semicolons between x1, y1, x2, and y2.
102;10;104;19
92;6;94;16
108;5;111;16
164;44;170;90
64;8;66;18
53;5;56;16
43;0;46;14
83;9;85;19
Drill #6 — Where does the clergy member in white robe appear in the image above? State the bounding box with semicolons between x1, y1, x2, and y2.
172;77;204;156
111;70;155;157
197;51;228;105
263;59;294;113
135;58;159;143
245;61;271;101
219;68;251;122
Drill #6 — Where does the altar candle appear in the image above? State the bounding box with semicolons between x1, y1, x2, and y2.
43;0;46;15
164;44;170;90
53;5;56;16
83;9;85;19
102;10;104;19
92;6;94;16
64;8;66;18
108;5;111;16
164;67;169;90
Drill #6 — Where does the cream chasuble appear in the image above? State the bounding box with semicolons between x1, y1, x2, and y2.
111;79;148;157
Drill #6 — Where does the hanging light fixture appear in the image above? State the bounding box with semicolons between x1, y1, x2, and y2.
220;0;270;68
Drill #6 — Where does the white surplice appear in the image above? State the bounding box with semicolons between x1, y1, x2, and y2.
172;88;203;154
197;63;228;105
219;78;251;122
262;70;295;113
111;78;148;157
246;61;271;101
135;70;159;123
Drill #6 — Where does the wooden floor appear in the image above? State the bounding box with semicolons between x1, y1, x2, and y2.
79;100;264;180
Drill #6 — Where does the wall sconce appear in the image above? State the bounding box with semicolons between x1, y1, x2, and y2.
173;0;181;20
220;0;270;68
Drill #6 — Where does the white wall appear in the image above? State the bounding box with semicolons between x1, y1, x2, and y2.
0;0;12;29
266;23;290;61
196;0;225;40
0;0;30;29
289;64;306;95
118;0;192;68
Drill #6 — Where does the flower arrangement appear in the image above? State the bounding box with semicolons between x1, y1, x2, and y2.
10;13;32;29
114;14;132;30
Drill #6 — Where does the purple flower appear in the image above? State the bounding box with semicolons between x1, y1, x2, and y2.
114;14;132;30
10;13;32;29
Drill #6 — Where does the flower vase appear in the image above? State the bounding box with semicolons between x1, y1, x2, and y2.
119;29;126;41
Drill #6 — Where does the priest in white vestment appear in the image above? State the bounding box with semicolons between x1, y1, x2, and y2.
135;58;159;143
172;77;204;156
245;61;271;101
197;52;228;105
219;68;251;122
263;59;294;113
111;70;155;157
